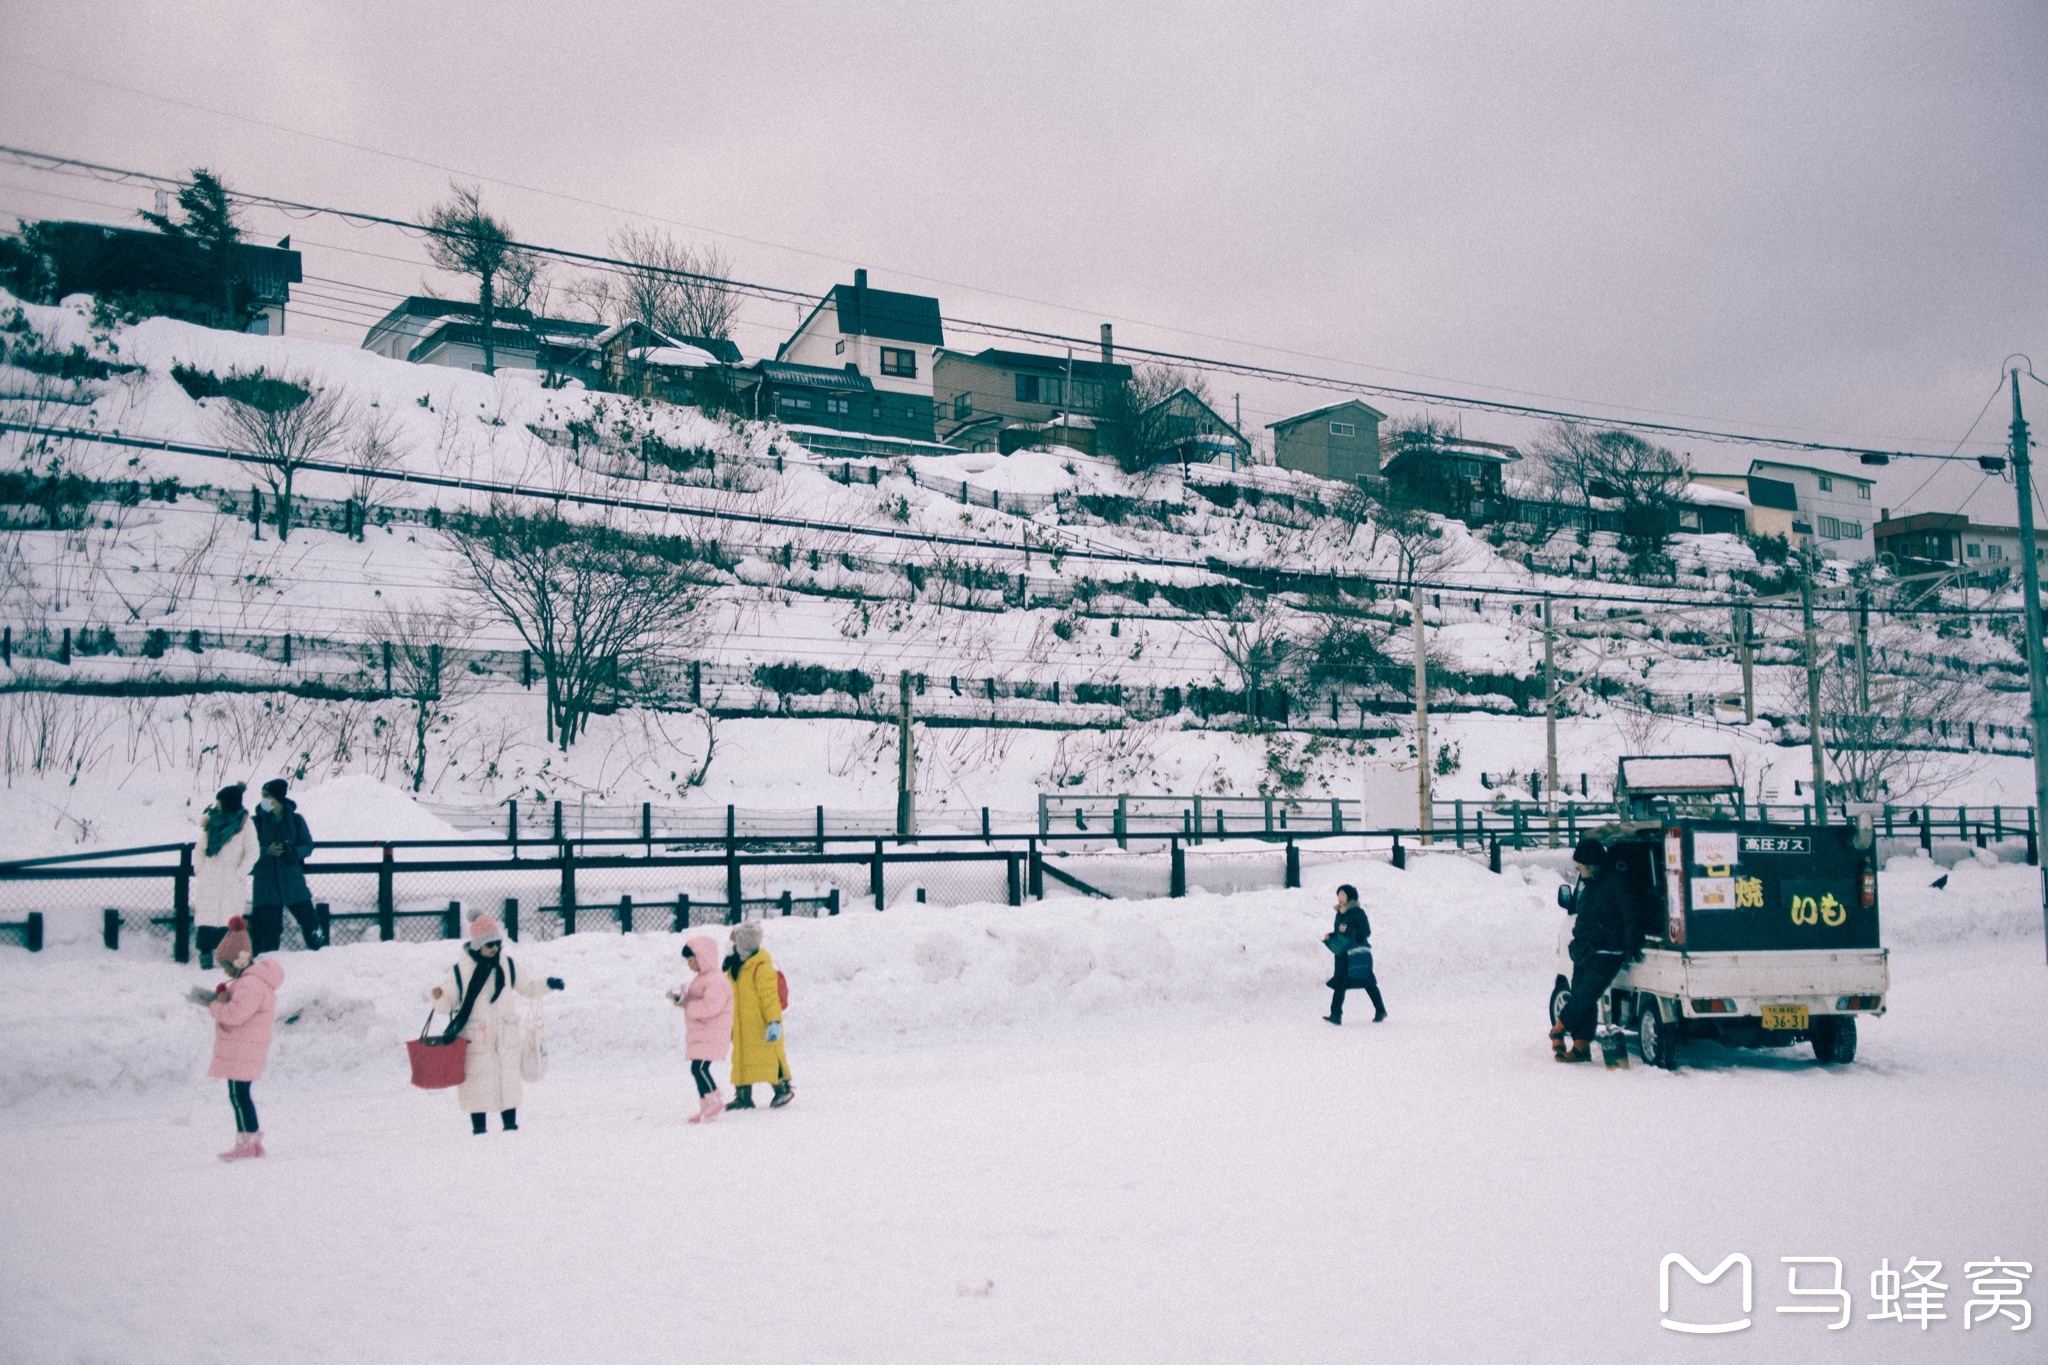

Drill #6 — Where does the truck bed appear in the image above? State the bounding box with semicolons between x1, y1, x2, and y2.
1618;947;1889;1018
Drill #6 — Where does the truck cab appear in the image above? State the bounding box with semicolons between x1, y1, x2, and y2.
1548;755;1888;1069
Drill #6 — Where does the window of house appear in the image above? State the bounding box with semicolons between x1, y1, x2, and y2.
1330;421;1356;437
953;393;973;421
880;347;916;377
1857;483;1871;499
834;340;845;356
1818;515;1842;538
1015;373;1065;405
1070;379;1101;411
1967;543;1982;558
1679;509;1701;531
779;395;813;410
826;397;850;415
1844;521;1863;539
1818;475;1833;492
1987;543;2004;559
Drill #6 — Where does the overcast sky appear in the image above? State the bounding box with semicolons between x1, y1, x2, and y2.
1;1;2043;517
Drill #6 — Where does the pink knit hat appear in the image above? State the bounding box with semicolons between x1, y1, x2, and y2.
467;913;504;946
217;915;253;973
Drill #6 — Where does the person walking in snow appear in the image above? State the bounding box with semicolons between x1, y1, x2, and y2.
723;920;792;1110
250;779;321;954
191;784;259;971
427;913;563;1134
188;916;283;1161
1323;883;1387;1025
669;935;734;1123
1553;836;1648;1063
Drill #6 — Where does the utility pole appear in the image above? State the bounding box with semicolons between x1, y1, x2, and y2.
1544;595;1559;846
1799;551;1828;825
2006;367;2048;963
1413;583;1432;843
897;671;916;842
1737;604;1756;724
1854;584;1872;716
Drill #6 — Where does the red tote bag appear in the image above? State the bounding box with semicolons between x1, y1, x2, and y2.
406;1012;469;1090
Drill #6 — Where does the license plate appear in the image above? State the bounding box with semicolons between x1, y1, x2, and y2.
1762;1004;1809;1030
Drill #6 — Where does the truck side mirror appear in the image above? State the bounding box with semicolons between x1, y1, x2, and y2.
1557;884;1574;910
1851;813;1875;852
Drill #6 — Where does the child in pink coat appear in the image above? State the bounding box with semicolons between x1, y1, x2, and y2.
670;935;734;1123
187;916;283;1161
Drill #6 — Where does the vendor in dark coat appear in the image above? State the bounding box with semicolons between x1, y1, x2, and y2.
1323;883;1387;1025
249;779;320;953
1553;836;1647;1062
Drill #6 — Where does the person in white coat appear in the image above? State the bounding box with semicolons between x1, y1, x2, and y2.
427;913;563;1134
191;785;259;970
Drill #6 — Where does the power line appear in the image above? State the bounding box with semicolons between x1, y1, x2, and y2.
0;142;2004;466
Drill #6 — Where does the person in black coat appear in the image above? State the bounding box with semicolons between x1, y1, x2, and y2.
1323;883;1387;1025
1553;836;1648;1061
249;779;320;953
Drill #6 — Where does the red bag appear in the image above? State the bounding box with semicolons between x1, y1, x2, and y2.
777;969;789;1010
406;1012;469;1090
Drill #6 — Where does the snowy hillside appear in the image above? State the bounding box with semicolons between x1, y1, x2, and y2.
0;290;2036;851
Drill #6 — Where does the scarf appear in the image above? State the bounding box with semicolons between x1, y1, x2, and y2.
202;808;246;859
441;947;507;1043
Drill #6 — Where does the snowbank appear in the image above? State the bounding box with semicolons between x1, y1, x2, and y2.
2;852;2037;1110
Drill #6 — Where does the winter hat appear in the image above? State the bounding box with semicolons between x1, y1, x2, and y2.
1570;837;1608;868
731;921;763;957
260;779;290;801
215;784;246;813
217;916;253;974
467;913;504;947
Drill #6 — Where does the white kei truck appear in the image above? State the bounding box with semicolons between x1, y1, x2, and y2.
1547;755;1889;1070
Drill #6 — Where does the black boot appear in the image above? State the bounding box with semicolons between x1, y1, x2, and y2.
770;1082;794;1108
501;1109;518;1132
727;1086;756;1110
470;1113;487;1135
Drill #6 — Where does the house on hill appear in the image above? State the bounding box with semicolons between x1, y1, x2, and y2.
1875;512;2038;572
1693;460;1873;559
933;327;1130;456
776;269;942;441
360;296;607;379
6;219;302;335
1269;399;1386;483
596;321;743;410
1381;432;1519;514
1146;388;1251;468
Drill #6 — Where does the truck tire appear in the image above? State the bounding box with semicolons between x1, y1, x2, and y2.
1811;1016;1858;1065
1637;995;1679;1070
1548;976;1570;1029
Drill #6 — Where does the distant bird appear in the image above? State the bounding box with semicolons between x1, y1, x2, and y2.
1931;874;1949;890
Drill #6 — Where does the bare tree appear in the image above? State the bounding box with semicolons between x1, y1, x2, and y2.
448;507;706;748
212;372;353;542
1530;421;1686;558
1101;363;1212;473
422;184;536;375
1810;654;1975;803
603;226;739;342
345;408;408;526
1189;597;1296;729
380;603;480;791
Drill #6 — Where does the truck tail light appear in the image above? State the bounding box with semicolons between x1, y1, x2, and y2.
1836;995;1882;1010
1664;826;1687;945
1861;870;1875;907
1691;998;1737;1014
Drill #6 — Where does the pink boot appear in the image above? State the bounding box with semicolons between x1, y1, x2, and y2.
704;1090;725;1122
218;1132;262;1162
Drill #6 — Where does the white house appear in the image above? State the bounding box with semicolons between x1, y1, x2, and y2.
1746;459;1876;561
776;269;943;441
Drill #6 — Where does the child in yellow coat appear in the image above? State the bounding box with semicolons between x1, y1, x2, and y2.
723;920;792;1109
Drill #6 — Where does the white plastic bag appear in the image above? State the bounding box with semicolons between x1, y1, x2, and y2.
520;1004;550;1082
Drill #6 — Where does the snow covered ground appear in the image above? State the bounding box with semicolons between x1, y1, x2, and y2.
2;851;2042;1362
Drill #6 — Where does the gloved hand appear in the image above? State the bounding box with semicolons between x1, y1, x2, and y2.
546;977;565;991
765;1021;782;1043
215;982;230;997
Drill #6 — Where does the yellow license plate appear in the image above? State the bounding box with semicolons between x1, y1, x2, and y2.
1762;1004;1809;1030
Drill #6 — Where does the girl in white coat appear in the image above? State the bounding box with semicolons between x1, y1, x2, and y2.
427;913;563;1134
191;785;259;970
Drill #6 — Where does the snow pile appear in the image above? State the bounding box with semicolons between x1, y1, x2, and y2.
3;852;2039;1109
287;775;464;844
